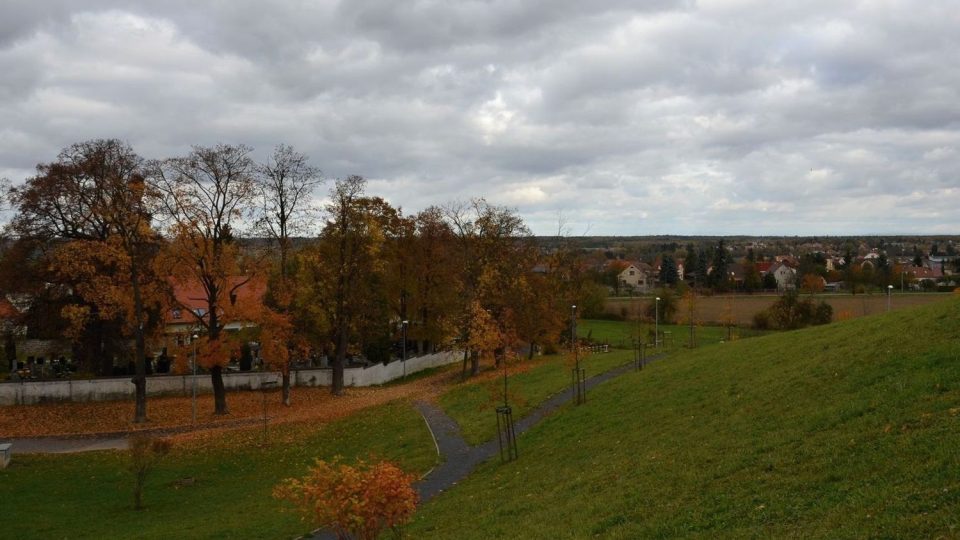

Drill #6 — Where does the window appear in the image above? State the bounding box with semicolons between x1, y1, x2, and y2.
172;309;182;320
629;270;635;276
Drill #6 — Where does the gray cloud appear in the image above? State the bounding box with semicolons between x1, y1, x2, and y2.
2;0;959;235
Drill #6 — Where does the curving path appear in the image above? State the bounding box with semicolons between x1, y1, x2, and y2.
308;353;663;539
413;357;657;504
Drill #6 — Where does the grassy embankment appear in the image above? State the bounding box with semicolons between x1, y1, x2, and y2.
438;319;749;445
410;296;960;538
439;350;637;446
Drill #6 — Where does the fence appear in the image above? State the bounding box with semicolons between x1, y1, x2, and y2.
0;351;459;406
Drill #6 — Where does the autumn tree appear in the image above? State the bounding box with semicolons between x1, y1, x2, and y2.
801;273;825;294
151;144;260;415
258;306;294;405
444;199;532;376
405;207;461;355
297;176;398;395
8;140;164;422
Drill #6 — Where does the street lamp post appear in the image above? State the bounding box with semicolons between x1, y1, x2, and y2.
655;297;661;349
191;333;198;425
571;305;578;370
571;304;585;405
401;320;408;379
887;284;893;312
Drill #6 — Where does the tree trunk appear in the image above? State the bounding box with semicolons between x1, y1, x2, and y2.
131;262;148;424
4;333;16;372
282;368;291;406
470;350;480;376
333;323;346;395
211;365;228;415
528;342;535;360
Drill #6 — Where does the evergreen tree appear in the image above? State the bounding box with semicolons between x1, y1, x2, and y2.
684;244;699;286
709;239;729;289
660;254;679;286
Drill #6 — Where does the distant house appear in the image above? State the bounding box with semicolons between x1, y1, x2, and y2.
0;297;24;337
165;277;267;347
727;263;746;287
618;262;652;293
911;266;943;287
767;262;797;291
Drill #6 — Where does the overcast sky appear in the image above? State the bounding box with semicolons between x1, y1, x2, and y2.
2;1;959;235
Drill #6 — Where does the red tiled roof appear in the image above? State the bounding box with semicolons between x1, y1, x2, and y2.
166;276;267;324
0;297;19;320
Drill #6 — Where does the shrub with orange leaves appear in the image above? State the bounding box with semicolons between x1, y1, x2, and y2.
274;457;418;540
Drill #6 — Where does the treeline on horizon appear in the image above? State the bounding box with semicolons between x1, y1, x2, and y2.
0;139;605;424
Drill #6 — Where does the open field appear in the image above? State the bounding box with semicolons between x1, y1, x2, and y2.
578;320;766;349
408;297;960;538
605;291;952;325
0;400;436;539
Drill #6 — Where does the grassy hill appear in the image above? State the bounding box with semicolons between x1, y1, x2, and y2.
408;296;960;538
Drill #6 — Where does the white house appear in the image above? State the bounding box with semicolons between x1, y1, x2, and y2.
618;263;652;293
768;262;797;291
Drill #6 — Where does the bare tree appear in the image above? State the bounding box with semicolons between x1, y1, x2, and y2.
255;145;322;406
255;145;323;278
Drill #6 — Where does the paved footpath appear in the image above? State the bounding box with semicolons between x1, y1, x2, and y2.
6;437;128;454
3;417;267;455
309;354;663;539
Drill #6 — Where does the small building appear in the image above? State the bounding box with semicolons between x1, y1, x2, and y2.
618;262;653;293
767;262;797;291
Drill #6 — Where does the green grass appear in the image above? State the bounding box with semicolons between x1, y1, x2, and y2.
0;400;436;539
438;350;637;445
580;319;766;349
409;297;960;538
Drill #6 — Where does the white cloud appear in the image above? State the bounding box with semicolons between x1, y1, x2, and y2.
1;1;959;235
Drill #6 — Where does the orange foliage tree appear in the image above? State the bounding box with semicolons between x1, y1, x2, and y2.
9;139;164;423
151;144;261;415
274;457;418;540
258;307;294;405
445;199;532;376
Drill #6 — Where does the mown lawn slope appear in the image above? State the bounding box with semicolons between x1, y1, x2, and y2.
409;297;960;538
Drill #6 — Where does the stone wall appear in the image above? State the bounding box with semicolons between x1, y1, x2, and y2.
0;350;459;406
